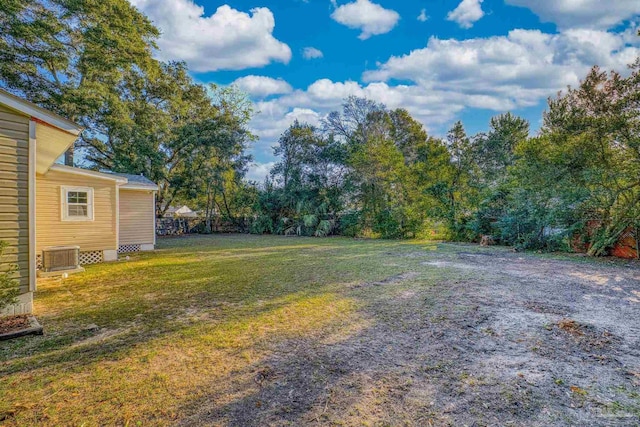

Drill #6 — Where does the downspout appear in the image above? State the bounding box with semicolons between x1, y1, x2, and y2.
28;120;37;293
115;182;120;254
153;191;157;246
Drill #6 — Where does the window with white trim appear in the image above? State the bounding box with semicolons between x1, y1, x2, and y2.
61;186;94;221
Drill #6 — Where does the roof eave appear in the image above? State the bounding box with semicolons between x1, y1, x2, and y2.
120;184;159;191
0;89;83;136
48;164;128;184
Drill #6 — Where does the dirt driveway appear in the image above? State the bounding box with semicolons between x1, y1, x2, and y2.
195;244;640;426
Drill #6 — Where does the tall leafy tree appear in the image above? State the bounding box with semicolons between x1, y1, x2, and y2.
86;62;226;215
0;2;256;222
259;99;452;238
469;113;530;240
272;120;319;190
178;86;254;230
521;65;640;255
0;0;159;164
474;113;529;185
349;133;409;237
264;121;341;236
440;121;478;238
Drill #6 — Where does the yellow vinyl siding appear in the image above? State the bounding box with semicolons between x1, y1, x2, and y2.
119;190;154;245
0;105;30;291
36;171;118;252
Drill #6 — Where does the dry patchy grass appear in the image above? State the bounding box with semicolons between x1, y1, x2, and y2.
0;235;434;426
1;235;639;426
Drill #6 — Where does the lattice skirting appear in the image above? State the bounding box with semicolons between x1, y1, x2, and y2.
36;251;104;270
621;229;636;240
79;251;103;265
118;244;141;254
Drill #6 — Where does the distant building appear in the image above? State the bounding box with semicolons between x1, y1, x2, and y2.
164;205;200;218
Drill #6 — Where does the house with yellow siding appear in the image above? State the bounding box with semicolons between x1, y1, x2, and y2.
35;165;158;267
111;172;158;253
0;89;158;316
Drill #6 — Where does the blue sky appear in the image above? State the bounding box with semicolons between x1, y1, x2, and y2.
129;0;640;180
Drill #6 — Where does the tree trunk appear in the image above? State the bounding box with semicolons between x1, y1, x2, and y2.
205;183;213;234
221;189;232;218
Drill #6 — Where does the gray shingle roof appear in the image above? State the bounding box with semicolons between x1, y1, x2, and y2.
105;172;158;189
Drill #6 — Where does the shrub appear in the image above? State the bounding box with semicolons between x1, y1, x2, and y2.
337;211;362;237
372;209;403;239
0;241;20;313
250;214;275;234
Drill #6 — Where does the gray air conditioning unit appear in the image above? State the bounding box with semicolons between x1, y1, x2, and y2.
42;246;81;272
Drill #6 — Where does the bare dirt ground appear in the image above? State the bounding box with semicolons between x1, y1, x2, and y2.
185;244;640;426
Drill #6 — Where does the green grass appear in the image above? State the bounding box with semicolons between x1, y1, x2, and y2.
0;235;440;426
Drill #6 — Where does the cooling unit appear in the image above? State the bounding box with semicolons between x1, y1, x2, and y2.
42;246;81;272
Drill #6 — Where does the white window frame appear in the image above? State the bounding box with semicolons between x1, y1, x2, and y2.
61;186;94;222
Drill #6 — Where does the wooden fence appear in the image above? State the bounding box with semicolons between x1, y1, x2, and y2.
156;218;201;236
156;217;251;236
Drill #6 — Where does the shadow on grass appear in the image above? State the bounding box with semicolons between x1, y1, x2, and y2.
0;235;464;425
0;287;362;425
3;235;639;425
171;278;535;427
0;236;421;381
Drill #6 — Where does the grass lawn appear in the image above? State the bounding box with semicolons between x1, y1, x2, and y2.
0;235;437;425
1;234;639;426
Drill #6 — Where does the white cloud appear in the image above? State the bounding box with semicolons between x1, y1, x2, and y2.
246;162;275;182
248;107;324;166
238;26;639;166
331;0;400;40
247;79;465;156
232;76;292;98
363;28;639;110
129;0;291;71
417;9;429;22
447;0;484;29
252;106;323;141
303;47;324;59
506;0;640;30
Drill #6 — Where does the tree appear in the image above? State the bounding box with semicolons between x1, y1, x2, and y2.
263;121;342;236
408;132;456;236
272;120;319;190
531;65;640;255
474;113;529;185
323;95;386;145
439;121;478;239
1;2;256;222
349;132;409;237
469;113;530;241
173;85;254;228
260;99;449;238
0;0;159;164
388;108;429;164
